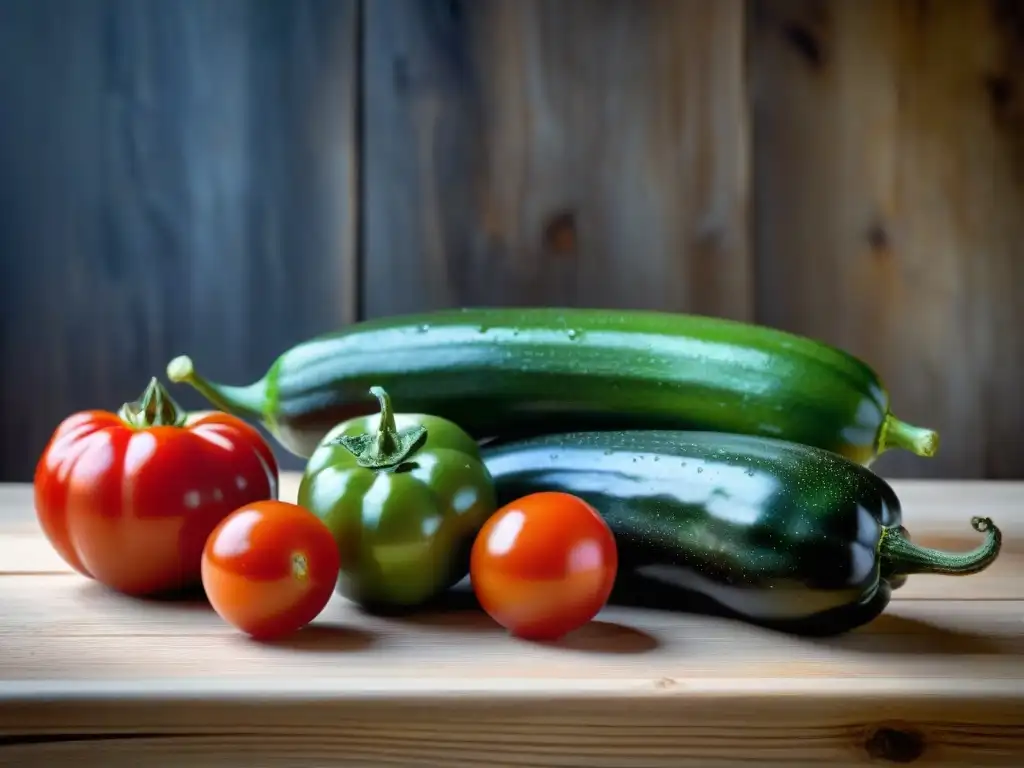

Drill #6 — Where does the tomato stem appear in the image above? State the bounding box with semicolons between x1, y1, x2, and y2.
332;386;427;469
118;377;188;429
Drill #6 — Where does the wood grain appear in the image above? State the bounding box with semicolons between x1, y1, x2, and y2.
362;0;751;318
1;682;1021;768
2;476;1022;765
749;0;1024;480
6;475;1023;594
0;0;358;483
2;577;1023;682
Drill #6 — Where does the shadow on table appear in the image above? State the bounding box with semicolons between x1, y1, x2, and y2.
366;584;660;654
821;612;1013;656
604;572;1013;656
76;580;213;612
74;580;379;653
257;624;378;653
363;572;1012;655
74;567;1009;657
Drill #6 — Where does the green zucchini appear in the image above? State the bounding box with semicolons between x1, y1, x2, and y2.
165;307;938;465
481;430;1001;636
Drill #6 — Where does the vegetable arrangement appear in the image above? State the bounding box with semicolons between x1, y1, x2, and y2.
32;307;1002;644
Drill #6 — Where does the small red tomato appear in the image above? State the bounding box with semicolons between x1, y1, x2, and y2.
34;378;278;597
201;500;341;640
470;492;618;641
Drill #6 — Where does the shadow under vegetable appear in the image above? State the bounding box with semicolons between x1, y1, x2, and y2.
607;571;1010;654
364;582;660;653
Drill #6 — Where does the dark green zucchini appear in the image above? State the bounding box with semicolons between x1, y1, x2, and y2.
481;430;1001;636
165;307;938;465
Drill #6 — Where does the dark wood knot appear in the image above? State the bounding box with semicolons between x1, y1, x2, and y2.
783;22;824;69
543;209;578;257
864;725;926;763
866;221;890;254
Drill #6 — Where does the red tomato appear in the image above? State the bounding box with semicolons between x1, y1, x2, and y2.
201;500;340;640
33;378;278;597
470;492;618;641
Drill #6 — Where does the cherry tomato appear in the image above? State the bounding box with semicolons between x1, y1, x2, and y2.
202;500;341;640
34;378;278;597
470;492;618;641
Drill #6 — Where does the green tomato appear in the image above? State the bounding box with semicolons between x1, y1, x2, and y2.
298;386;497;609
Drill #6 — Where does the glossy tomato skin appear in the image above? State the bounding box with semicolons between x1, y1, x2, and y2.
34;407;278;597
470;491;618;641
201;500;341;640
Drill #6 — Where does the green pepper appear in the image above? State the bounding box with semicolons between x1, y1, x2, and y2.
297;386;497;610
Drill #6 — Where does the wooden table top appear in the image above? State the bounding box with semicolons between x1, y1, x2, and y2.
1;474;1022;767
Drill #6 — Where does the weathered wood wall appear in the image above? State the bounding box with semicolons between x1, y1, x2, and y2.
1;0;1021;481
0;0;358;480
363;0;751;318
750;0;1024;478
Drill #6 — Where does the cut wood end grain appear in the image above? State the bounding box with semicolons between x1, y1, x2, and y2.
1;678;1023;768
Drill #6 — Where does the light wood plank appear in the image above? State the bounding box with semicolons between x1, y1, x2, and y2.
5;476;1022;598
3;477;1023;766
0;573;1022;682
1;682;1023;768
362;0;751;318
750;0;1024;480
0;577;1022;765
2;540;1021;599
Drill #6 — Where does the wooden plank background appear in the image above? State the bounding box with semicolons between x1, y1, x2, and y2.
0;0;1021;482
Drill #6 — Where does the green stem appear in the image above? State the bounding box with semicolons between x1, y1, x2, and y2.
118;377;188;429
879;516;1002;578
166;355;267;421
879;414;940;458
334;386;427;469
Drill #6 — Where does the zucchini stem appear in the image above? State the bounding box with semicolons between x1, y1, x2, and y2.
334;386;427;469
166;355;267;421
879;516;1002;578
879;415;940;457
